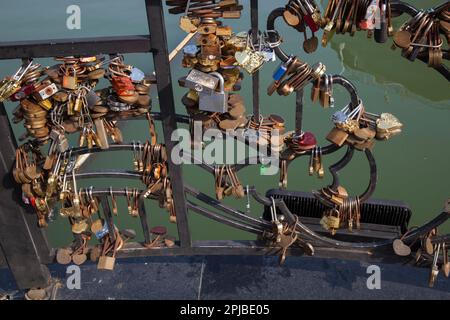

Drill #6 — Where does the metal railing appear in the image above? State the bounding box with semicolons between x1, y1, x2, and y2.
0;0;448;290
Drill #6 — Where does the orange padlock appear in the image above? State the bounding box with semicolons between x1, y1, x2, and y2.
111;76;135;96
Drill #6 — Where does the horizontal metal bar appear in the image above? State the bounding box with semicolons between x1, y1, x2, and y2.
71;170;449;250
106;112;191;124
117;240;296;258
75;170;141;180
115;240;410;265
185;184;271;229
186;200;264;234
0;35;152;60
65;143;145;157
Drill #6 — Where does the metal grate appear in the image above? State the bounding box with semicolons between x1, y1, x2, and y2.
263;189;412;233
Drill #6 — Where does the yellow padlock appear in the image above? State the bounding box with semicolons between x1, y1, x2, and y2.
73;94;83;113
38;99;53;111
327;209;341;235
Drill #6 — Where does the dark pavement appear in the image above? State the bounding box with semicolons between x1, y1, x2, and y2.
1;255;449;300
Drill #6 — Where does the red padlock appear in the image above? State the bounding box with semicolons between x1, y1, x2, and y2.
10;84;35;101
29;196;36;207
303;15;319;33
293;131;317;151
111;76;135;96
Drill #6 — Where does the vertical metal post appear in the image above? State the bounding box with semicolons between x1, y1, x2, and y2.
295;89;304;132
0;102;51;289
138;196;151;245
146;0;192;248
251;0;260;120
0;244;6;267
100;196;116;243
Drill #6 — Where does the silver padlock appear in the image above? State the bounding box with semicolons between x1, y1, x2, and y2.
57;134;69;153
85;89;100;108
199;72;228;113
49;129;69;153
184;69;219;95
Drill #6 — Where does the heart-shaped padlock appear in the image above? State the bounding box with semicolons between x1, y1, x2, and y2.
234;50;250;65
377;113;403;132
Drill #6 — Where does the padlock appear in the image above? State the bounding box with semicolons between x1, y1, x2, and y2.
184;69;219;95
94;118;109;150
85;89;100;108
71;219;88;234
374;2;388;43
57;133;69;153
62;66;77;90
199;72;228;113
87;68;106;80
130;67;145;82
198;23;217;35
273;55;297;82
322;209;340;235
238;49;266;74
97;255;116;271
320;215;329;230
73;93;83;113
200;44;221;60
33;83;58;101
262;47;276;62
179;16;199;33
326;127;349;146
10;84;35;101
111;76;135;96
327;212;340;229
272;62;289;81
292;131;317;150
183;45;199;58
216;26;232;36
38;99;53;111
360;0;380;31
91;219;109;239
295;0;319;32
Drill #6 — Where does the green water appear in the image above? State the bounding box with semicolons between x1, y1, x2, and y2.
0;0;449;247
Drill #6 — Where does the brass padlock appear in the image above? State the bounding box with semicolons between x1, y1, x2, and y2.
90;219;105;234
73;95;83;113
216;26;232;36
198;23;217;35
38;99;53;111
71;219;89;234
328;212;340;229
62;66;77;90
179;16;199;33
326;127;349;146
97;255;116;271
223;185;233;197
326;209;341;235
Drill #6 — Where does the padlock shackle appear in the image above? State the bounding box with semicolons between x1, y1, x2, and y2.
209;72;225;92
66;66;77;75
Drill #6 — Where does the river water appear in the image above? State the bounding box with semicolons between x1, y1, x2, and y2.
0;0;448;247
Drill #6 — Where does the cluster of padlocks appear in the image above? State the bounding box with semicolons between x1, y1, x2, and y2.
0;0;448;280
0;53;176;269
167;0;407;239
